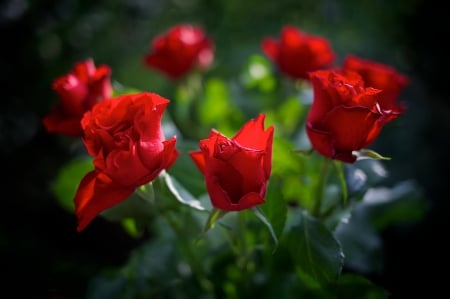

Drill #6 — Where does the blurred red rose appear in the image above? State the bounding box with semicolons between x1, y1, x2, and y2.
42;58;112;137
261;25;335;80
342;55;409;112
190;114;274;211
144;24;214;80
306;69;402;163
74;92;179;231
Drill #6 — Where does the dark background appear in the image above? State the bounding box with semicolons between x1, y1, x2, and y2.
1;0;448;298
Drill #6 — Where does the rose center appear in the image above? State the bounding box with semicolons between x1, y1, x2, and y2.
214;139;238;161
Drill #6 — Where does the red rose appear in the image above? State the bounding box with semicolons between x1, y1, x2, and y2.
144;24;214;80
74;92;179;231
306;69;402;163
342;55;409;112
43;58;112;137
190;114;274;211
261;25;335;80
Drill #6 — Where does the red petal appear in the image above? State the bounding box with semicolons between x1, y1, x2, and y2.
72;58;96;84
74;171;134;231
324;106;382;152
261;38;279;60
205;174;266;211
306;122;335;159
281;26;303;48
237;192;266;210
42;110;83;137
307;72;335;123
161;137;179;170
206;173;265;211
233;114;273;150
189;150;206;175
52;74;88;115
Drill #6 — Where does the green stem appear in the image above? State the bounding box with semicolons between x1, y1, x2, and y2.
312;158;332;218
235;211;254;292
164;211;216;297
333;161;348;205
136;182;215;297
238;211;248;259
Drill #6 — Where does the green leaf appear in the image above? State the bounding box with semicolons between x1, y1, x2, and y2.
345;159;389;198
353;149;391;161
101;190;155;233
286;211;344;288
335;274;390;299
86;239;179;299
161;170;206;211
343;164;368;195
252;207;278;251
361;180;428;230
261;176;288;239
334;180;427;274
52;156;93;212
334;208;383;274
166;141;207;197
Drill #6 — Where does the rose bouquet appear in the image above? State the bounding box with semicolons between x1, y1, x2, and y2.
44;24;426;299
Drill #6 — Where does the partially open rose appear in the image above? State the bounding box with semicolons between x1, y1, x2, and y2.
342;55;409;112
261;25;335;80
190;114;274;211
74;92;179;231
43;58;112;137
306;69;402;163
144;24;214;80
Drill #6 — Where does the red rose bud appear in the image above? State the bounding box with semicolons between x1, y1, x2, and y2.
144;24;214;80
43;58;112;137
74;92;179;231
190;114;274;211
261;25;335;80
306;69;402;163
342;55;409;112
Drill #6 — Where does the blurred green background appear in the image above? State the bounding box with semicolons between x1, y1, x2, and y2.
1;0;448;298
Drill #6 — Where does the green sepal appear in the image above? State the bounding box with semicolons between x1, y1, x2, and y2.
202;208;228;234
354;149;391;161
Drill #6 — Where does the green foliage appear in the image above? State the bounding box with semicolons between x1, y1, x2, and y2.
285;211;344;289
52;156;93;212
46;2;427;297
335;180;428;274
335;274;390;299
261;176;288;240
240;54;276;93
52;71;428;297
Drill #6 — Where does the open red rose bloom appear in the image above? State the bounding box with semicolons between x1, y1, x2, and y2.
306;69;404;163
42;58;112;137
261;25;335;80
144;24;214;80
190;114;274;211
74;92;179;231
342;54;409;112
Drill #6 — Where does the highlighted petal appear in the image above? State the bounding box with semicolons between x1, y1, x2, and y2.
74;171;134;231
